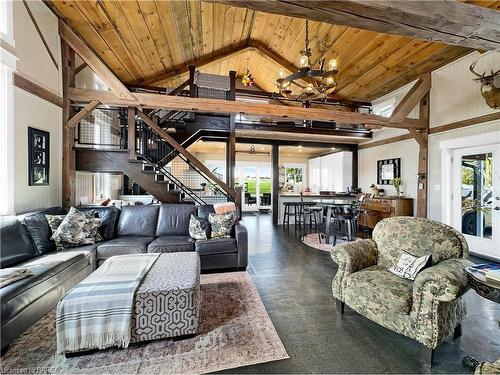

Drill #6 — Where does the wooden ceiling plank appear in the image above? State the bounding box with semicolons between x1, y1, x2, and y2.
155;0;184;67
334;34;406;92
59;20;137;102
337;39;435;98
366;46;470;100
200;1;214;57
119;1;164;74
96;0;156;78
52;0;133;82
74;1;142;80
210;0;500;50
137;1;176;73
188;0;204;57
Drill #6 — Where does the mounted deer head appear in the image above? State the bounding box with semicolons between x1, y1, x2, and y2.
470;59;500;109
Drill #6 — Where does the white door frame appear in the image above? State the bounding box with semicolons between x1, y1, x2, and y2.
439;130;500;259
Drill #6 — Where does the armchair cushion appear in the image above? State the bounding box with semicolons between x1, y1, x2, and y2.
331;239;378;300
345;265;414;315
331;239;378;273
413;258;470;303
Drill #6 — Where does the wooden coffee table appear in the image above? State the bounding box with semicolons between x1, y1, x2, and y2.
462;266;500;370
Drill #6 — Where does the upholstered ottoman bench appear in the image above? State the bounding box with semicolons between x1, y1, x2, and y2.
130;252;200;343
59;252;200;355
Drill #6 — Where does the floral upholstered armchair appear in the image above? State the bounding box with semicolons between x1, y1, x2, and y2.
331;217;470;368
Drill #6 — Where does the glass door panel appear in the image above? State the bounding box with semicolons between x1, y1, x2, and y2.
453;145;500;260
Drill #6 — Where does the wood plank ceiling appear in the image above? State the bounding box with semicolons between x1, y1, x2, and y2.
50;0;500;102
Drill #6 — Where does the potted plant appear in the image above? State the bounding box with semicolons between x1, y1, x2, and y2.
391;177;402;196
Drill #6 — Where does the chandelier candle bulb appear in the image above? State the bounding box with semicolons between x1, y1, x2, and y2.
328;59;338;72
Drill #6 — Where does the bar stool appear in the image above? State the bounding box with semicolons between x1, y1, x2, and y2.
299;193;322;240
283;202;301;229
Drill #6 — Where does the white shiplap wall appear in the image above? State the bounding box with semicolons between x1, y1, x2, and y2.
359;51;500;219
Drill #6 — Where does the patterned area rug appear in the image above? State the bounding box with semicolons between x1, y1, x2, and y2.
0;272;288;374
301;233;351;252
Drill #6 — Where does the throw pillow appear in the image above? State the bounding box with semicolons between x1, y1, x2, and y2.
208;212;235;239
388;251;431;280
49;208;102;249
189;214;210;240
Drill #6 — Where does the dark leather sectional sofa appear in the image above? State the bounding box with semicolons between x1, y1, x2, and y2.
0;203;247;352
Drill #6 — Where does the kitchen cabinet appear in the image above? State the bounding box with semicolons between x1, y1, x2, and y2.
308;151;352;192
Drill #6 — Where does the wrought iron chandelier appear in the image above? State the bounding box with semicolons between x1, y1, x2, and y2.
276;20;338;101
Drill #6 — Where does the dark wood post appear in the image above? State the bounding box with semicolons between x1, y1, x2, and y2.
62;39;76;207
227;115;236;188
189;65;196;98
417;92;430;218
352;146;358;190
227;70;237;189
272;144;280;225
228;70;236;101
128;107;136;160
302;100;311;127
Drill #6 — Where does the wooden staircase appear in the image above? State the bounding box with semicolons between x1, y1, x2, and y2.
75;148;195;203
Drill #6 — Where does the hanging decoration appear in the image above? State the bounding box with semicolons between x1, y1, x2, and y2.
241;69;254;87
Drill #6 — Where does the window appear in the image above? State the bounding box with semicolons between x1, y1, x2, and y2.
373;97;395;118
1;0;15;47
0;9;16;215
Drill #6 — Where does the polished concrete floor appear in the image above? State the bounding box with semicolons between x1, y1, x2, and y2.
223;213;500;374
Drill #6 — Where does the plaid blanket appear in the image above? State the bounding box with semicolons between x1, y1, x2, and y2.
56;254;160;354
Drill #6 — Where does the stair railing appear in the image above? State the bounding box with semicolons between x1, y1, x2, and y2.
136;110;237;204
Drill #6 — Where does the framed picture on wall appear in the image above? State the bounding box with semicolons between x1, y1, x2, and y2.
28;127;50;186
377;158;400;185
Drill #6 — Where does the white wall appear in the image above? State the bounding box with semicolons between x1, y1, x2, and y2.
10;0;62;213
359;51;500;219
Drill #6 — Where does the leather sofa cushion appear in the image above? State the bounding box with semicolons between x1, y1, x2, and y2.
117;205;159;236
148;236;195;253
20;207;66;254
195;238;237;255
156;204;196;236
1;252;88;324
78;206;119;240
0;217;36;268
96;236;154;260
345;265;414;315
57;244;98;271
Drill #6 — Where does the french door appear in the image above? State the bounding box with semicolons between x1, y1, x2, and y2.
452;144;500;260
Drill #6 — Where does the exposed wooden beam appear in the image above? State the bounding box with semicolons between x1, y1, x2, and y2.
61;39;76;207
248;39;302;79
390;73;431;124
22;0;58;70
416;92;430;218
69;87;429;129
358;133;414;149
211;1;500;50
408;127;427;148
58;20;137;102
12;72;63;108
136;110;236;197
139;40;250;86
429;111;500;134
67;100;101;129
75;62;87;75
139;39;309;88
